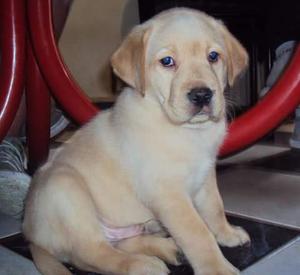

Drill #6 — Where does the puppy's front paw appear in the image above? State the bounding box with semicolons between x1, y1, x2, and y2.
214;263;240;275
128;255;170;275
195;257;240;275
217;225;250;247
215;262;240;275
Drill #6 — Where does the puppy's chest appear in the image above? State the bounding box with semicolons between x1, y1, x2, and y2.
134;132;216;189
154;142;215;194
184;153;214;194
122;121;225;193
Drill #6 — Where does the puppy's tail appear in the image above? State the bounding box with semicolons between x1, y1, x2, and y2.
30;244;72;275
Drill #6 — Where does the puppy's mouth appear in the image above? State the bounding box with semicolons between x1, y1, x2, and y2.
189;104;220;123
192;104;211;116
163;98;221;125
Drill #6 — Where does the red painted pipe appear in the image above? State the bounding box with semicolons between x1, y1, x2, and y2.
220;45;300;157
0;0;26;141
26;41;51;173
27;0;98;125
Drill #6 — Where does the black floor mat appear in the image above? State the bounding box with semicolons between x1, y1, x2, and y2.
2;215;299;274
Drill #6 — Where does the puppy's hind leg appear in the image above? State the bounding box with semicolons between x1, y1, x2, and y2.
50;172;169;275
30;244;72;275
73;238;170;275
116;235;182;266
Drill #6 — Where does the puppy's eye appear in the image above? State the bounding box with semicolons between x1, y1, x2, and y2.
208;51;219;63
160;56;175;67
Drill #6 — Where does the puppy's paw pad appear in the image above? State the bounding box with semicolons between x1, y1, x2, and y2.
128;255;170;275
217;226;250;247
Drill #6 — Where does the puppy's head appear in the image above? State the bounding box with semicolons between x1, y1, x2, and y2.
111;8;248;124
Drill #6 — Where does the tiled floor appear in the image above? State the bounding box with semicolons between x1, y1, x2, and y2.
0;212;21;239
218;144;300;274
243;236;300;275
1;144;300;274
0;245;39;275
218;167;300;230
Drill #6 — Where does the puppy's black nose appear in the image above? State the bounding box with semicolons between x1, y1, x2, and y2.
187;87;213;107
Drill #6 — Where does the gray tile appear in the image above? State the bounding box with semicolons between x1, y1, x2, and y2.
0;245;40;275
218;168;300;230
0;211;21;239
242;237;300;275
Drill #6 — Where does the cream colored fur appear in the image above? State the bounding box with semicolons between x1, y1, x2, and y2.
23;8;250;275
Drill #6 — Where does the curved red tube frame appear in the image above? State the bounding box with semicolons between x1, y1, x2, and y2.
26;41;51;173
28;0;300;157
0;0;26;141
220;45;300;157
27;0;98;125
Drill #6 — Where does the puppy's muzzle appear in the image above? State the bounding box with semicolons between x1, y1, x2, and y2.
187;87;213;109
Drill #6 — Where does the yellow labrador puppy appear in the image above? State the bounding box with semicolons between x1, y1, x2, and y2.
23;8;250;275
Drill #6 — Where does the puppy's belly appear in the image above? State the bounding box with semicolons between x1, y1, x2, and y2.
100;218;164;244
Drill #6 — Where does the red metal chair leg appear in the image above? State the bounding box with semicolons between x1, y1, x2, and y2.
25;0;73;171
26;41;51;173
27;0;98;125
0;0;26;142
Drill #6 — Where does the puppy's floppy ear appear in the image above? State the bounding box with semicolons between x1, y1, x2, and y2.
111;24;152;95
219;22;249;87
